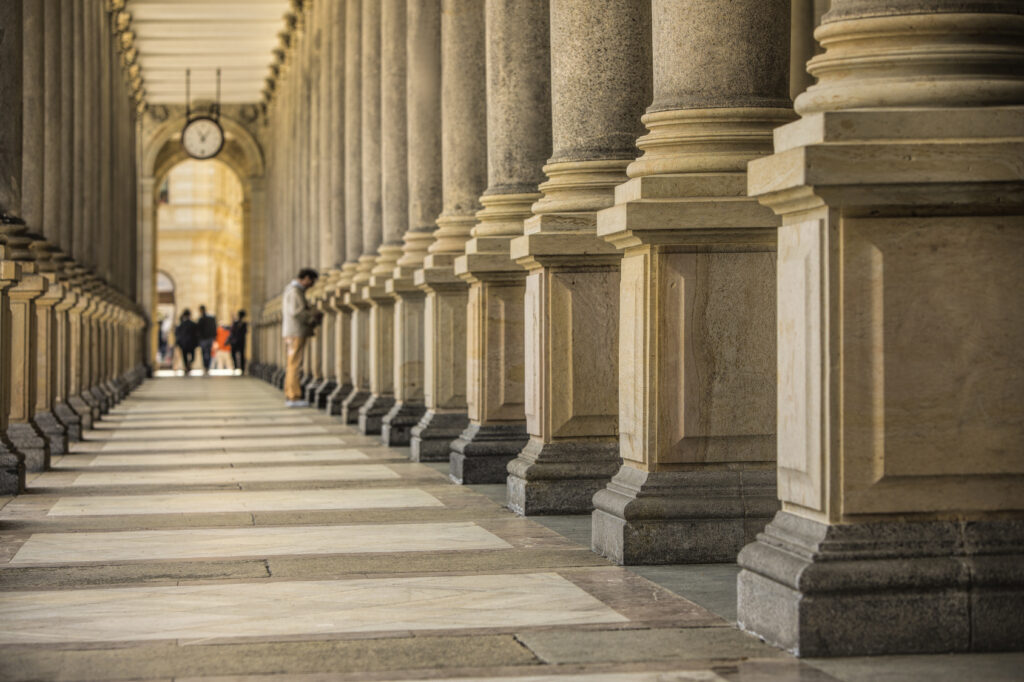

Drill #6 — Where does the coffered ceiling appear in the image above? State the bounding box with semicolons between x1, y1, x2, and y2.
128;0;291;105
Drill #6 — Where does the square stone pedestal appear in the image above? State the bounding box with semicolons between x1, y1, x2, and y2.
738;512;1024;656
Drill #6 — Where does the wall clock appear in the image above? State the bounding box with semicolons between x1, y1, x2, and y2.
181;116;224;160
180;68;224;160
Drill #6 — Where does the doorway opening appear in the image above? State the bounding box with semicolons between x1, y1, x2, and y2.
156;159;246;375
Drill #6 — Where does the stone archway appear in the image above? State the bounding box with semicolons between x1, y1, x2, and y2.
138;113;266;362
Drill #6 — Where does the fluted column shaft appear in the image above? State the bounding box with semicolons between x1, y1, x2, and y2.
450;0;552;483
738;0;1024;657
506;0;651;515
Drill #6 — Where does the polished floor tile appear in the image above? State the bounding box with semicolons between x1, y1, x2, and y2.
85;449;371;467
67;464;398;487
0;572;628;643
11;522;511;563
93;435;347;452
43;488;443;516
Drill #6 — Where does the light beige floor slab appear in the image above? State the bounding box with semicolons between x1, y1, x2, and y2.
43;488;443;516
85;450;371;467
89;425;333;441
95;436;347;453
0;572;628;643
11;522;512;563
66;464;398;487
378;674;727;682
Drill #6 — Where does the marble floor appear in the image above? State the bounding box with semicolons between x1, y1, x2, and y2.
0;377;1020;681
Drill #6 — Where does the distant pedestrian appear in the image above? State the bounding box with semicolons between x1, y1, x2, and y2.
228;310;248;375
175;309;199;377
282;269;322;407
197;305;218;375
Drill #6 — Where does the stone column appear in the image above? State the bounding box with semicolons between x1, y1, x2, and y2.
506;0;651;514
339;0;372;422
450;0;552;483
0;256;24;494
410;0;487;461
738;0;1024;657
4;258;48;471
381;0;442;447
66;281;93;429
32;256;68;456
53;284;81;441
314;278;338;407
358;0;406;435
590;0;792;565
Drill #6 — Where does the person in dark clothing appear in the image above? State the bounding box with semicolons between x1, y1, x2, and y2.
196;305;218;374
175;309;199;377
227;310;248;375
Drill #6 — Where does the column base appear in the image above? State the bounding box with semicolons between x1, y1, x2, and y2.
381;401;426;446
737;512;1024;657
449;422;528;484
409;410;468;462
6;423;49;472
314;380;337;409
54;402;82;441
340;389;371;424
506;438;620;515
89;385;110;414
304;378;325;404
591;465;777;565
272;367;285;389
32;411;68;457
325;382;353;415
0;440;25;495
68;395;94;430
358;394;396;435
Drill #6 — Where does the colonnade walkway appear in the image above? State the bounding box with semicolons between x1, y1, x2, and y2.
0;378;1019;681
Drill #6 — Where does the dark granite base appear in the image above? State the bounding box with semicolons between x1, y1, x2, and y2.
506;438;620;515
314;380;336;409
325;382;353;416
449;422;528;484
89;385;110;414
381;401;426;446
32;410;68;457
68;395;94;430
54;402;82;442
591;466;777;565
6;422;49;472
272;367;285;389
358;394;396;435
340;389;371;424
0;441;25;495
409;411;468;462
303;378;322;404
737;511;1024;657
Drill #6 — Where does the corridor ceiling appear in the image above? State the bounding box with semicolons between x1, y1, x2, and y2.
128;0;291;105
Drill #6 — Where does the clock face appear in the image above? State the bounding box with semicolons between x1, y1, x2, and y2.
181;116;224;160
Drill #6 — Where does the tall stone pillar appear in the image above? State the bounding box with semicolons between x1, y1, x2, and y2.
382;0;442;447
326;291;352;415
506;0;651;514
590;0;792;564
53;284;81;441
32;253;68;456
358;0;406;435
339;0;372;422
0;256;24;494
4;248;48;471
738;0;1024;656
410;0;487;461
450;0;552;483
66;282;93;429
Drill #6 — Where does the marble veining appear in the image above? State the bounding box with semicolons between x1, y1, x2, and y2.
0;572;629;643
43;488;443;516
11;522;512;563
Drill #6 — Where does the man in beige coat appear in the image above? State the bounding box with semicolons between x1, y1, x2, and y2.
282;268;321;407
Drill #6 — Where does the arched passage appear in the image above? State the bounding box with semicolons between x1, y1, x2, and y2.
138;114;266;363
